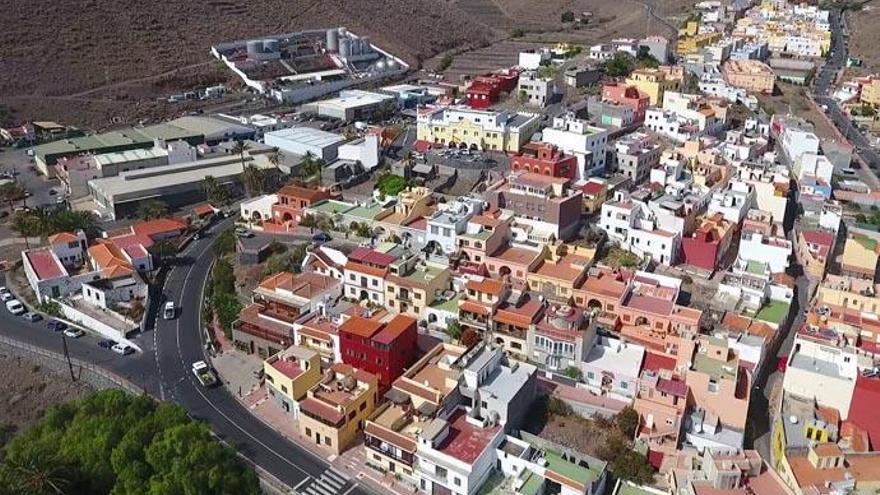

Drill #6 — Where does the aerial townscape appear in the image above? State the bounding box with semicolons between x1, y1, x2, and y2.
2;0;880;494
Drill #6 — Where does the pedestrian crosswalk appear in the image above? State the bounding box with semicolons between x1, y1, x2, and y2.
299;468;349;495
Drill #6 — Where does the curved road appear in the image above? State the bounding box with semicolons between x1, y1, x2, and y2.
0;219;369;495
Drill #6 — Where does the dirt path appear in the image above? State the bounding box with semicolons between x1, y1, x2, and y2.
0;350;92;435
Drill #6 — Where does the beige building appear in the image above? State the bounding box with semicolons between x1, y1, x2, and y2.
298;363;378;455
626;68;679;105
722;60;776;94
385;256;451;319
263;345;321;418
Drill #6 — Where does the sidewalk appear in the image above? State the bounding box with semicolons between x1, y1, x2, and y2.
237;382;419;495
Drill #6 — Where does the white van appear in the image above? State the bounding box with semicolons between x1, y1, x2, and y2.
5;299;25;315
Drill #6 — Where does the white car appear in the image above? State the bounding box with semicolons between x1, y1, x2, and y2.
63;328;84;338
0;286;9;295
5;300;25;315
0;292;14;302
111;343;135;355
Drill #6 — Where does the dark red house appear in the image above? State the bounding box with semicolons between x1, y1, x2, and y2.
511;142;577;180
465;69;520;109
338;314;418;391
680;213;735;273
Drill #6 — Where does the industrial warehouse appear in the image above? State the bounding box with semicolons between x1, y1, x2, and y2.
211;27;409;104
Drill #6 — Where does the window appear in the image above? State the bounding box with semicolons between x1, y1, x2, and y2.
306;427;312;437
454;478;461;487
281;385;288;394
324;436;331;446
360;402;367;411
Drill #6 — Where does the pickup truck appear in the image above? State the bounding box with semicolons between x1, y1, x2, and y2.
192;361;218;387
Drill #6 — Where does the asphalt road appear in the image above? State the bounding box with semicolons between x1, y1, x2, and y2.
813;8;880;182
0;218;370;495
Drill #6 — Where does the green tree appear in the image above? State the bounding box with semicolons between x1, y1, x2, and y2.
445;320;462;341
47;210;100;238
437;54;454;72
212;291;242;337
267;147;284;169
211;258;236;295
636;49;660;69
262;243;308;276
151;240;178;262
561;10;575;22
300;213;318;233
562;366;583;381
615;406;640;438
603;52;636;78
0;390;260;495
137;200;170;220
242;165;265;198
231;140;251;178
202;175;230;206
375;173;408;197
10;211;41;248
214;229;236;256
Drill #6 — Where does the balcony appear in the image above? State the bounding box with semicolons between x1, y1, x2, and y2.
365;435;415;466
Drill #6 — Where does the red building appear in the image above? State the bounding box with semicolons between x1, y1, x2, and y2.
465;69;519;109
338;314;418;391
680;213;735;272
511;142;577;180
270;185;331;225
602;82;651;123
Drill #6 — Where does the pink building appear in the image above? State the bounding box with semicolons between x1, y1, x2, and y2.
602;82;651;123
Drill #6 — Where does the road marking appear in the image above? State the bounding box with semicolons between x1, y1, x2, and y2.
293;477;313;491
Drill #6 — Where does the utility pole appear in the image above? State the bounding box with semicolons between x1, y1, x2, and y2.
61;334;75;381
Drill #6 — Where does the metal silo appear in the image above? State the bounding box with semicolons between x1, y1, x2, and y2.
246;40;263;57
326;29;339;52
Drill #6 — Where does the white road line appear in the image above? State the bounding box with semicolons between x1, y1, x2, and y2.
340;484;359;495
293;476;313;491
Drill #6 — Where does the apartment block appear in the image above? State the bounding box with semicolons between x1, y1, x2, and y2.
338;314;418;391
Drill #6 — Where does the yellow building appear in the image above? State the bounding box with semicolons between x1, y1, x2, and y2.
298;363;378;454
861;79;880;107
385;256;451;318
816;274;880;315
581;179;607;214
625;68;679;105
678;20;699;37
526;244;594;303
723;60;776;94
263;345;321;417
416;107;541;153
677;32;722;56
840;235;879;280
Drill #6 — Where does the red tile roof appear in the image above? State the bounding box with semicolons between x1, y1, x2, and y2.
642;351;676;373
435;409;501;464
47;232;79;245
373;315;416;345
348;247;396;267
130;218;187;240
26;249;65;280
299;397;345;425
802;230;835;247
848;375;880;449
339;316;385;338
269;359;304;380
657;378;688;398
582;181;604;195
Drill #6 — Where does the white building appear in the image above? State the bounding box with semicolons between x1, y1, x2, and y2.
541;113;610;179
738;231;792;274
736;162;790;223
581;336;645;402
782;329;858;419
599;198;681;265
426;197;483;255
264;127;345;162
517;71;556;107
240;194;278;223
779;127;820;164
793;153;834;183
337;133;380;170
518;49;551;70
707;180;755;223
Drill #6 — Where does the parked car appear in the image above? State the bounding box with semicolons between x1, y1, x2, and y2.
63;328;84;338
111;343;135;355
311;231;332;243
0;286;9;295
5;299;25;315
47;320;68;332
98;339;117;349
0;292;14;302
22;312;41;322
192;361;218;387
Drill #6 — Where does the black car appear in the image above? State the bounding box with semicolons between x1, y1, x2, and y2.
312;232;332;243
97;339;117;349
47;320;68;332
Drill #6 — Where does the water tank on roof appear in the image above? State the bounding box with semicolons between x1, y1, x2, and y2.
246;40;263;56
326;29;339;52
374;60;387;73
387;58;399;71
263;39;279;53
340;38;352;57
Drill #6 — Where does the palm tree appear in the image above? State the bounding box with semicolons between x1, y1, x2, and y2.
1;450;72;495
232;140;251;195
202;175;229;205
10;212;40;249
137;199;170;220
242;165;265;198
267;147;284;169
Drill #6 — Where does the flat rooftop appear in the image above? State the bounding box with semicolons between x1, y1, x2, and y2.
264;127;344;148
434;409;502;464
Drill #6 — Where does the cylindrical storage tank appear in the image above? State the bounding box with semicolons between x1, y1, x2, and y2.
326;29;339;52
374;60;387;73
340;38;352;57
263;39;279;53
246;40;263;56
387;58;399;71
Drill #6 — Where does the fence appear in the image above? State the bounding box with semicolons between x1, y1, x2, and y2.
0;334;142;395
